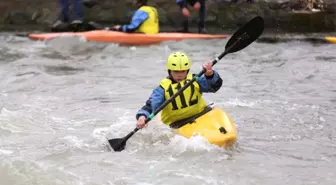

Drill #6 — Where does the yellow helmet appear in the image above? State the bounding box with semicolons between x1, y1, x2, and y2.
166;52;191;71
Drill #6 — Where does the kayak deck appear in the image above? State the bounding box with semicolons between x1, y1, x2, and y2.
325;36;336;44
173;106;237;148
28;30;229;45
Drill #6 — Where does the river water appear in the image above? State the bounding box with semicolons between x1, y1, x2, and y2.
0;33;335;185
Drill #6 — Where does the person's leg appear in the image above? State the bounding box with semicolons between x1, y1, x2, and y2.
72;0;84;24
307;0;313;10
52;0;69;28
198;0;206;33
179;3;190;32
59;0;70;22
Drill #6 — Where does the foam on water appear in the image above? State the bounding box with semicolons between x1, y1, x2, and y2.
167;135;221;153
0;149;13;155
0;158;84;185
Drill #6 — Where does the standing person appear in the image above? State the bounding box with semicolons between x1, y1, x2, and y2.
52;0;84;30
176;0;207;33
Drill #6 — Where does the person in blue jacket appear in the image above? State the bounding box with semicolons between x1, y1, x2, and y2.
176;0;207;33
88;0;159;34
135;52;223;129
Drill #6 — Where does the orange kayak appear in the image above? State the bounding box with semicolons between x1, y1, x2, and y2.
28;30;229;45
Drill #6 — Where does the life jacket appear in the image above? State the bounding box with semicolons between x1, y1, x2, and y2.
159;74;207;125
136;6;159;34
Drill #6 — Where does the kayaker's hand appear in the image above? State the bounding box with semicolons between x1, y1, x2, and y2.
182;7;190;17
137;116;147;129
193;2;201;10
112;25;121;31
203;61;214;77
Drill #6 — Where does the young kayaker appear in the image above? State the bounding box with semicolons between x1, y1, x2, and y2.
88;0;159;34
135;52;223;129
176;0;207;33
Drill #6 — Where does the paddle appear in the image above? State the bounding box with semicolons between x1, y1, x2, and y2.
108;16;264;152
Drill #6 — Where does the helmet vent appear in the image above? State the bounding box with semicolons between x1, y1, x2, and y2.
184;63;188;66
172;64;176;66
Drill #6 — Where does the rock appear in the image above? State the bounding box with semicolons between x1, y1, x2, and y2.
4;12;35;25
323;0;336;13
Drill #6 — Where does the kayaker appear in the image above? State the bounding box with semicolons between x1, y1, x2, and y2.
135;52;223;129
176;0;207;33
88;0;159;34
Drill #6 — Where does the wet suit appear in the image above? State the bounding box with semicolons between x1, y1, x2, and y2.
176;0;206;33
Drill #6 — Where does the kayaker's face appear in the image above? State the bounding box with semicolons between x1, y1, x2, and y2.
171;70;188;82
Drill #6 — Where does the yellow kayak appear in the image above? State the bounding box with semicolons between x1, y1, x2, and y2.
171;106;237;148
325;37;336;44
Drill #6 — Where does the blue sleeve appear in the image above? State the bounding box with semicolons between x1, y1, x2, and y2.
136;86;165;120
151;86;165;112
122;10;149;33
196;71;223;93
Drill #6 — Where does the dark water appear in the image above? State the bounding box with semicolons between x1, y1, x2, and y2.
0;34;335;185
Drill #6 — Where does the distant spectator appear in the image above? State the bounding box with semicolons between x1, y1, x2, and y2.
52;0;84;29
176;0;207;33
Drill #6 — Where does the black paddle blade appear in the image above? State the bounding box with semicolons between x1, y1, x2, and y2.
107;128;139;152
108;138;127;152
225;16;264;53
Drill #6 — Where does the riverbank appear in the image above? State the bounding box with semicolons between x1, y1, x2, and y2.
1;0;335;33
